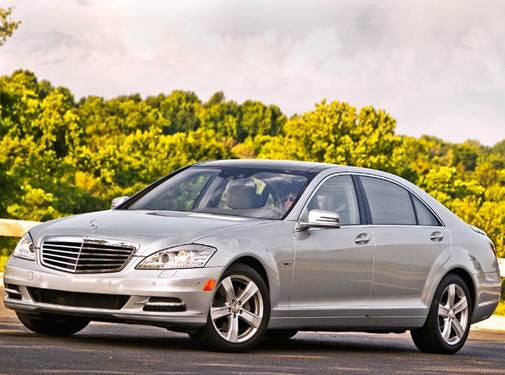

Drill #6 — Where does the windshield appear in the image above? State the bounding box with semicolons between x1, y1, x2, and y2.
126;166;314;219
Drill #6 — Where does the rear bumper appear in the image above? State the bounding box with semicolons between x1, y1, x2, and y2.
3;256;223;329
472;271;502;324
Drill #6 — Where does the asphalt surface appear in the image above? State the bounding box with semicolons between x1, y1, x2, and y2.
1;288;504;375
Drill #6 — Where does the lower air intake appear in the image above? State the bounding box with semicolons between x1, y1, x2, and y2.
28;287;129;310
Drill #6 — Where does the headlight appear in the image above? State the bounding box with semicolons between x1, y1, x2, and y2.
136;244;216;270
12;233;35;261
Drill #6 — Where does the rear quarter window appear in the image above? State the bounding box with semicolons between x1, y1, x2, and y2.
412;195;441;226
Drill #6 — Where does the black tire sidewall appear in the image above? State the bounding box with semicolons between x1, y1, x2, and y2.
202;263;271;352
429;274;473;353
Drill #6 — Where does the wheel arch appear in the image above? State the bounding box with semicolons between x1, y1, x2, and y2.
227;255;270;291
439;267;477;312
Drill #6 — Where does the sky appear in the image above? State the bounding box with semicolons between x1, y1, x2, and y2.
1;0;504;145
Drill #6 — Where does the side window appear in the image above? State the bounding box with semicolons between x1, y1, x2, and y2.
304;175;360;225
360;176;416;225
412;195;441;226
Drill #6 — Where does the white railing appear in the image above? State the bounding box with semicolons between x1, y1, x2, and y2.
499;259;505;279
0;219;40;237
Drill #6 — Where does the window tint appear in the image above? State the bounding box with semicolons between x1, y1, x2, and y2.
138;170;215;211
304;175;360;225
360;176;416;225
413;195;440;226
127;167;311;219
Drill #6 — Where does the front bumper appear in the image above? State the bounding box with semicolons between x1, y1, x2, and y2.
3;256;223;329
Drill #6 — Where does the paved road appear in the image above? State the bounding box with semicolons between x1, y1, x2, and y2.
1;290;504;374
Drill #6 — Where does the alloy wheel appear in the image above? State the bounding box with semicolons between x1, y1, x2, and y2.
210;274;264;343
437;283;469;345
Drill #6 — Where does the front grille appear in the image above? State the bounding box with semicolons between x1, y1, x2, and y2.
28;287;129;310
41;238;137;274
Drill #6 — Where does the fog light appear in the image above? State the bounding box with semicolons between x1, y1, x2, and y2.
143;297;186;312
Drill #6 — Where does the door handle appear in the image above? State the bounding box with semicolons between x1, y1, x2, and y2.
355;233;370;245
430;231;444;242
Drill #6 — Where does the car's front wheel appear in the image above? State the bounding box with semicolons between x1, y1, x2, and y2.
410;274;472;354
192;263;270;352
16;312;90;336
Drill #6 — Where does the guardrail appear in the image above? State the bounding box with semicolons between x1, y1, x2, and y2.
0;219;40;237
1;218;505;277
499;259;505;279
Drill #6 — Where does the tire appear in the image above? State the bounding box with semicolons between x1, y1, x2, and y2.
16;312;90;337
264;329;298;340
192;263;271;352
410;274;472;354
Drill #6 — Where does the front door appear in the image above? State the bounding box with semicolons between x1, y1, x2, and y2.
290;175;374;318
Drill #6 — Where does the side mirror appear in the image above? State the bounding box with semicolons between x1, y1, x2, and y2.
111;196;129;209
299;209;340;230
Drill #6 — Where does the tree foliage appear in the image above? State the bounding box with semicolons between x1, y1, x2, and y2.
0;6;20;46
1;70;504;257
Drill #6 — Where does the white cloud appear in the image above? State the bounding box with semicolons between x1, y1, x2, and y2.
1;0;504;145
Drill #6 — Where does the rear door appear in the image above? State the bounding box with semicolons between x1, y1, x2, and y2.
358;175;450;312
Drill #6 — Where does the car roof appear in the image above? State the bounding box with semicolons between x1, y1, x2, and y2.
196;159;335;173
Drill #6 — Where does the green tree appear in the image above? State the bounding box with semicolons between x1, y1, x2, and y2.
0;70;504;257
199;95;239;139
237;101;285;141
258;100;399;171
0;6;20;46
159;90;201;134
450;140;482;172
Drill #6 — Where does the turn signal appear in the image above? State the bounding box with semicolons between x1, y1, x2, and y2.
202;279;216;291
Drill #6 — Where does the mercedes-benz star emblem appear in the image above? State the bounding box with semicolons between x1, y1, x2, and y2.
89;219;99;233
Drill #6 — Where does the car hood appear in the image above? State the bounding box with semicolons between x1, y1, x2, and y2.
30;209;266;256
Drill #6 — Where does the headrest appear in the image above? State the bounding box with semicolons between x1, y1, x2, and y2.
226;179;257;209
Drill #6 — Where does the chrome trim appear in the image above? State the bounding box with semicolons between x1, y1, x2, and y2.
144;302;186;307
296;172;446;227
352;172;446;227
296;172;363;227
40;236;139;274
5;288;21;295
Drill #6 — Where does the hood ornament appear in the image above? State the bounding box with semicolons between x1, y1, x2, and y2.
89;219;99;233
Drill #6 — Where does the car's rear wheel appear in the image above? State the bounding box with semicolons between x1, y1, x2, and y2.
192;263;270;352
411;274;472;354
16;312;90;336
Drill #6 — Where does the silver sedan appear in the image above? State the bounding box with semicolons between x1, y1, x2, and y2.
3;159;501;353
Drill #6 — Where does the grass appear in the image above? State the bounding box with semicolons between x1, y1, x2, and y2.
0;255;9;273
